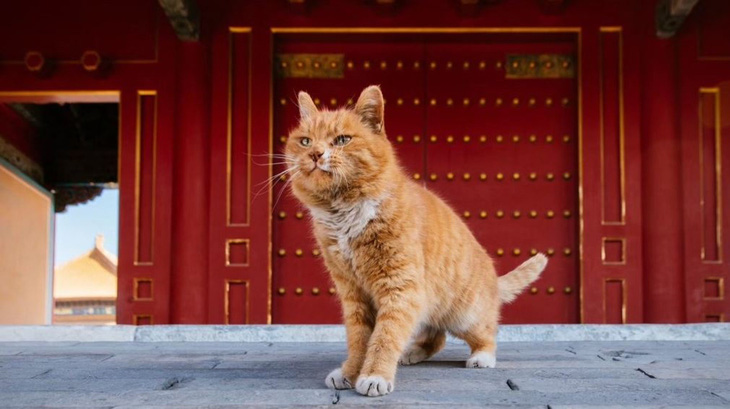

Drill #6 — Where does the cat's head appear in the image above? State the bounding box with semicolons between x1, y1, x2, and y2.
285;85;395;205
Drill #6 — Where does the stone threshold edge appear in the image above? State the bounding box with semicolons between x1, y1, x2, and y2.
0;324;728;343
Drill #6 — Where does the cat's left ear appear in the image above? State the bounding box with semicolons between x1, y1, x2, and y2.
354;85;385;135
298;91;318;121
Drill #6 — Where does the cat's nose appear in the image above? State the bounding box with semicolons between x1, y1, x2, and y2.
310;151;324;162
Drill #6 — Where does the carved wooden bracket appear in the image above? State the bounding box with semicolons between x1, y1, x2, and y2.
656;0;700;38
158;0;200;41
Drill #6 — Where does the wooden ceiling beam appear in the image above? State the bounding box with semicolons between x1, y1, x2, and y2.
158;0;200;41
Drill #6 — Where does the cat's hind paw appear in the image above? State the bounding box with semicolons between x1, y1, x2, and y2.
399;346;429;365
466;351;496;368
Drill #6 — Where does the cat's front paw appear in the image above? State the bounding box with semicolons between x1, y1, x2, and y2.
355;374;394;397
325;368;353;390
466;351;496;368
399;345;428;365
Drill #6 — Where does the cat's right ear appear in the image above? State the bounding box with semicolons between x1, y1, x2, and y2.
298;91;318;121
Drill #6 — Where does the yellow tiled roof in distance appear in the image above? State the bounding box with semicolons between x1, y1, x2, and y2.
54;235;117;301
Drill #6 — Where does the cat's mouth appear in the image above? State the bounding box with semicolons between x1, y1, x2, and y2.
308;164;332;175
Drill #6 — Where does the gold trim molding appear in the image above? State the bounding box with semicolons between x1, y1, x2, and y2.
599;26;626;226
133;277;154;301
225;238;250;267
603;278;627;324
226;27;253;227
601;237;626;265
703;276;725;300
133;314;154;325
698;87;723;263
133;90;158;266
224;279;250;324
271;27;581;33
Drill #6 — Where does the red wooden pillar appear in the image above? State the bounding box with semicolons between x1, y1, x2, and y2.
170;40;211;323
640;5;686;323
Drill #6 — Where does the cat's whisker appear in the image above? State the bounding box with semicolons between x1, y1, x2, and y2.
260;167;298;188
253;166;299;197
250;152;298;167
254;161;296;167
272;170;298;211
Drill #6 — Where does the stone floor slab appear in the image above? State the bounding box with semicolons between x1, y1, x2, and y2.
1;340;729;407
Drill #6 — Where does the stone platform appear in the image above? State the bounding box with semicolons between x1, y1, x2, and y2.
1;324;729;408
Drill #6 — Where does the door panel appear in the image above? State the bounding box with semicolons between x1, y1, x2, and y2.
423;40;578;324
678;0;730;322
272;33;579;323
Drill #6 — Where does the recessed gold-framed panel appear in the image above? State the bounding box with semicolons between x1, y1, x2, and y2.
704;313;725;322
603;278;627;324
598;26;626;226
133;277;154;301
703;276;725;300
224;279;250;324
226;27;253;227
601;237;626;265
698;87;723;264
133;90;158;266
270;26;584;322
133;314;154;325
225;238;250;267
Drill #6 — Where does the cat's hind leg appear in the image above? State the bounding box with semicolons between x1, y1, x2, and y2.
454;320;498;369
399;326;446;365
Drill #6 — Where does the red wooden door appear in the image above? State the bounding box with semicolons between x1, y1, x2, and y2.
678;0;730;322
272;32;580;324
423;38;579;324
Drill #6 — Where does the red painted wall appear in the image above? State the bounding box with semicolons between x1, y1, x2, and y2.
0;0;727;324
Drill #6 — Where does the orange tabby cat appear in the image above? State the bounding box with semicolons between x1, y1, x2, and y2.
284;85;547;397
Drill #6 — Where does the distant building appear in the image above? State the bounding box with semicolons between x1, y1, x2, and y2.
53;235;116;325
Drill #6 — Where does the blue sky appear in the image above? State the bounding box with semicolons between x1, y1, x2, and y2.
55;189;119;268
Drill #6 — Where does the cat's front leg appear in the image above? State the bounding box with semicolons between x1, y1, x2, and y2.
325;281;374;390
355;282;422;397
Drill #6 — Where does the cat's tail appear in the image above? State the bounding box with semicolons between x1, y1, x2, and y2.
498;254;548;303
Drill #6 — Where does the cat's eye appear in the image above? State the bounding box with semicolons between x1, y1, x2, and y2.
300;137;312;147
334;135;352;146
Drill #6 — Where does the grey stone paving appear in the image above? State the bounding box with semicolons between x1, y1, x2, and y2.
0;340;729;408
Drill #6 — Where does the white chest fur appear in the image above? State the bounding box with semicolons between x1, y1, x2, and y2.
310;199;381;262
